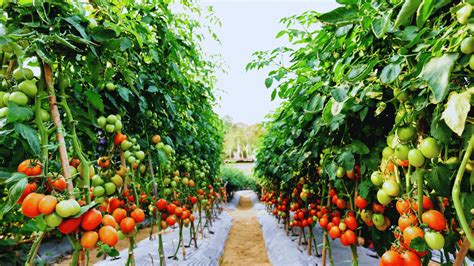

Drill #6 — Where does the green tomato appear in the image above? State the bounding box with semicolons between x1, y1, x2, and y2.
39;108;50;121
419;137;441;159
0;92;6;108
382;146;394;159
397;126;416;142
127;156;136;164
115;120;123;131
461;37;474;54
386;134;395;148
106;82;116;91
135;151;145;161
93;186;105;197
457;4;473;24
470;55;474;70
163;188;172;196
121;140;133;150
171;180;177;188
12;68;34;81
156;142;165;150
104;182;116;195
393;88;408;102
106;114;117;124
55;199;80;218
18;79;37;98
59;75;71;90
105;124;115;133
2;92;9;106
371;171;384;186
44;212;63;228
408;149;425;167
9;91;28;106
70;166;78;179
95;196;105;204
0;107;8;118
111;174;123;187
425;231;445;250
97;116;107;128
377;189;392;205
382;180;399;197
395;144;410;160
336;166;345;178
92;175;104;186
164;145;173;156
372;213;385;227
124;150;132;159
163;177;171;186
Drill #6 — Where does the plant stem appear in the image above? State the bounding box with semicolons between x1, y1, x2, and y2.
350;245;358;266
24;231;45;266
59;82;90;203
417;169;424;219
452;135;474;251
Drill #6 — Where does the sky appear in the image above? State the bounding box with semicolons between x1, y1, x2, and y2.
193;0;339;125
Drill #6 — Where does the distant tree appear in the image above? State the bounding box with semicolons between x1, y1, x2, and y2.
222;117;264;159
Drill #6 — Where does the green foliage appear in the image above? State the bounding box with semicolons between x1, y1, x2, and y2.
248;0;474;258
220;166;256;192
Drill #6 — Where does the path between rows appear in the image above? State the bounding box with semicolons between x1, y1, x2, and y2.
220;196;271;266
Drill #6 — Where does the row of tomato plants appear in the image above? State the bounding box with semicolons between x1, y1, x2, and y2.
0;1;224;265
250;0;474;265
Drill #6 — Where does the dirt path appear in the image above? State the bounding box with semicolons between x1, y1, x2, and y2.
220;196;271;266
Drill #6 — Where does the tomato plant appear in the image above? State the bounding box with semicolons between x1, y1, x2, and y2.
0;0;225;265
251;0;474;265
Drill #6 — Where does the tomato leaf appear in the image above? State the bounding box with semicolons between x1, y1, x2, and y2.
348;140;370;155
14;123;40;156
265;77;273;88
416;0;435;28
0;175;27;218
337;151;355;171
395;0;422;27
380;62;402;84
35;215;48;232
318;7;359;25
430;110;452;145
427;165;451;197
371;12;392;39
331;87;347;102
441;90;472;136
6;102;33;123
460;192;474;223
85;90;104;112
117;87;131;102
420;53;458;103
409;237;429;252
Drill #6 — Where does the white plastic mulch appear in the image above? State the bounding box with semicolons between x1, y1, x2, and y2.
95;209;232;266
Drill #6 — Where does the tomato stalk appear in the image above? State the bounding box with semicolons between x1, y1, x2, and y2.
350;245;358;266
147;156;158;241
417;169;424;219
25;231;45;266
25;75;50;266
452;134;474;251
58;80;90;203
156;156;165;266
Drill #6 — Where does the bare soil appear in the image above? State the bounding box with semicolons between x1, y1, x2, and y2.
220;196;271;266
